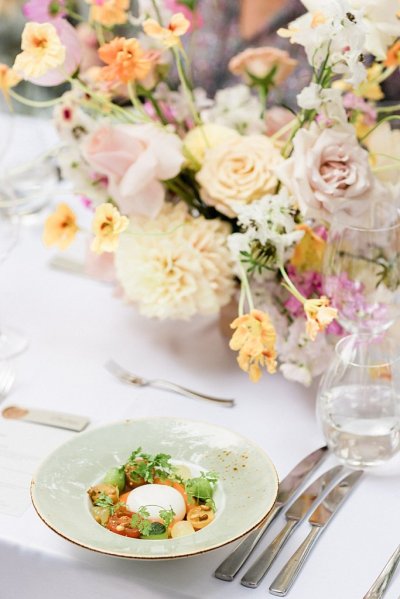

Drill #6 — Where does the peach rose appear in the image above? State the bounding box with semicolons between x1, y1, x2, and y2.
229;47;297;86
82;123;184;218
196;135;282;217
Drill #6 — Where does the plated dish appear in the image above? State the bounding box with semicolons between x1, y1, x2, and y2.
31;418;278;559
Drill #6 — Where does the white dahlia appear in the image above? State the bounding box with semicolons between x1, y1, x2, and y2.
115;203;235;320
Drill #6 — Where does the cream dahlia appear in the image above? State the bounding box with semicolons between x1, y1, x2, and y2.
115;203;235;320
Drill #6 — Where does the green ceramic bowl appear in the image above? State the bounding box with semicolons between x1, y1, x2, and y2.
31;418;278;560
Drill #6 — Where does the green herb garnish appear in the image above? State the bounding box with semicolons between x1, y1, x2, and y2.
125;448;176;483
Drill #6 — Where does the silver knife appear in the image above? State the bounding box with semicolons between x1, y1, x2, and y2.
363;545;400;599
269;470;363;596
241;465;344;588
213;446;328;581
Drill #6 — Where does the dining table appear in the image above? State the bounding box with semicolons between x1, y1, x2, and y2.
1;114;400;599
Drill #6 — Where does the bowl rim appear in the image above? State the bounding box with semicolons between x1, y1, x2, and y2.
30;416;279;560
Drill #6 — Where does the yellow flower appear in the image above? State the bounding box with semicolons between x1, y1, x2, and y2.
183;124;239;170
13;22;65;79
0;63;20;102
43;203;78;250
91;203;129;255
290;224;326;273
356;64;384;101
85;0;129;27
304;296;337;341
143;13;190;48
354;113;374;140
230;310;277;382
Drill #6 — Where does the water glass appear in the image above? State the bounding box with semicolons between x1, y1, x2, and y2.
324;204;400;334
317;333;400;468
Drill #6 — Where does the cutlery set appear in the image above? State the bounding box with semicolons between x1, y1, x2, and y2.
215;446;397;596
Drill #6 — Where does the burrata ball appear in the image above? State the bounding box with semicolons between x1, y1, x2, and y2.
126;484;186;522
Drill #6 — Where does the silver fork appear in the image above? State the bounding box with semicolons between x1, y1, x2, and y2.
105;360;235;407
0;364;15;402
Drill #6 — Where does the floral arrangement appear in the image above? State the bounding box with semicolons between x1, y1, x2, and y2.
3;0;400;385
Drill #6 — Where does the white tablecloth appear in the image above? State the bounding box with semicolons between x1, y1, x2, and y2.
1;117;400;599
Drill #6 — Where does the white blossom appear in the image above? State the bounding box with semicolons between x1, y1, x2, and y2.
201;85;265;134
228;191;304;268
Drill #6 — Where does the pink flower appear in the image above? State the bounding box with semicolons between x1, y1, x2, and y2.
81;123;184;217
23;0;66;20
264;106;294;139
277;124;376;224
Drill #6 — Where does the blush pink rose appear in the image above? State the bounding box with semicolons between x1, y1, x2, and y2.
81;123;184;218
277;124;376;224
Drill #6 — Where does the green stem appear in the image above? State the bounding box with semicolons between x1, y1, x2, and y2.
376;103;400;113
150;0;163;23
257;85;267;119
360;115;400;143
94;22;105;46
239;263;254;312
127;82;151;122
238;281;245;317
8;90;62;108
173;47;202;126
279;265;306;304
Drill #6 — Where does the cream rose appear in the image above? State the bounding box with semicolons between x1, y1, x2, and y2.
196;135;282;216
277;124;376;223
229;47;297;86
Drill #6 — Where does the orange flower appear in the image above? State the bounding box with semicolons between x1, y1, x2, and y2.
230;310;277;382
229;47;297;86
143;13;190;48
290;224;326;273
0;63;20;102
91;203;129;254
304;296;337;341
98;37;152;84
43;203;78;250
85;0;129;27
385;41;400;67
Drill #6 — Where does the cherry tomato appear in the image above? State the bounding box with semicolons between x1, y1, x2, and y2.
107;507;140;538
187;505;214;530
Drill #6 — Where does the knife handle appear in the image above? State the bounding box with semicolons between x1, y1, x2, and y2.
269;525;323;596
214;504;281;581
363;545;400;599
241;519;298;588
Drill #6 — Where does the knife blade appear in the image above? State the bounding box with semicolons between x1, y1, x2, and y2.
213;445;328;581
269;470;363;596
241;465;344;588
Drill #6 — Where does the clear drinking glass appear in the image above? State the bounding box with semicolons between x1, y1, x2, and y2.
317;333;400;467
0;192;29;359
324;204;400;334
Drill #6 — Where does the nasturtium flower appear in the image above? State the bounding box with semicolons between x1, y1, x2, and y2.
143;13;190;48
13;22;65;79
304;296;337;341
0;64;20;102
385;40;400;67
85;0;129;27
43;203;78;250
290;225;326;273
91;203;129;255
230;310;277;382
98;37;152;84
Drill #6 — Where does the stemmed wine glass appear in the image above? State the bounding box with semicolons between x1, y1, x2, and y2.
0;191;29;359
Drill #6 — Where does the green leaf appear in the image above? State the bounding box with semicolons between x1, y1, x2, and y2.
159;507;175;528
176;0;198;11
